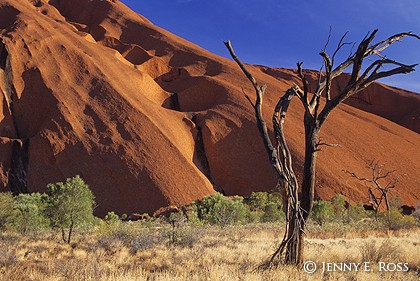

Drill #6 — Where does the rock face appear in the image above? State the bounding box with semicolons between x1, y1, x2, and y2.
0;0;419;215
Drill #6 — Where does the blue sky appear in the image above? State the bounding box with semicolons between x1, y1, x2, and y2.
121;0;420;93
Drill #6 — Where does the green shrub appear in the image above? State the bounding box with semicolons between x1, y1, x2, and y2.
167;211;187;244
182;204;203;226
104;211;120;225
45;175;95;243
247;192;269;212
349;202;367;222
261;201;284;222
331;194;346;221
386;207;417;230
246;210;262;223
390;195;403;209
12;193;49;233
266;192;283;210
311;200;334;226
246;191;283;223
0;192;14;230
195;193;249;227
194;194;219;223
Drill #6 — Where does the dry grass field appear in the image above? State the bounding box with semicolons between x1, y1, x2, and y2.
0;222;419;281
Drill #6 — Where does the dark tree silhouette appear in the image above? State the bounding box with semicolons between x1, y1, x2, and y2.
225;29;419;266
346;160;399;224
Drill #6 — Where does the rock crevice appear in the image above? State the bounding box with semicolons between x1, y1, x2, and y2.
0;41;20;139
9;139;29;195
191;114;212;184
0;40;29;194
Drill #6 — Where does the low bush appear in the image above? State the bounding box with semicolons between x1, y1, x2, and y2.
261;202;284;223
192;192;286;225
348;202;367;222
104;211;120;225
246;191;284;223
194;193;249;227
0;193;14;230
130;230;163;254
164;225;205;249
247;192;269;212
11;193;50;233
331;194;347;222
386;207;417;230
311;200;334;226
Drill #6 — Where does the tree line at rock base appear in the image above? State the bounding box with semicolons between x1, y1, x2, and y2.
0;176;418;245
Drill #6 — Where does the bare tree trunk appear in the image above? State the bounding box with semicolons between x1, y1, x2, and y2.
285;213;304;264
67;219;74;244
383;193;390;212
225;30;418;268
61;227;66;243
301;117;319;220
383;193;391;228
286;119;319;264
266;194;303;266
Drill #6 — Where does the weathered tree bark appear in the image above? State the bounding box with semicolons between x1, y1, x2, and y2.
225;29;419;267
301;118;319;220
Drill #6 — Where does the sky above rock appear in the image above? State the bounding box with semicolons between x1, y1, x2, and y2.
122;0;420;93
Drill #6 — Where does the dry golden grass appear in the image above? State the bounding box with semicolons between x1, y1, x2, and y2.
0;223;419;281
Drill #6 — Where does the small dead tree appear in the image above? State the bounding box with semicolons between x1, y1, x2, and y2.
225;29;419;267
345;160;399;219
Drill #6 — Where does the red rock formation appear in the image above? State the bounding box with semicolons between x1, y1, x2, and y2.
0;0;419;215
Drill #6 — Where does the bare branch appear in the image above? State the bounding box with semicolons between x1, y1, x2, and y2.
292;67;313;117
366;32;420;56
296;62;309;102
384;175;399;189
315;137;340;151
224;40;286;183
224;41;260;92
344;170;373;183
286;84;313;121
349;30;378;87
316;31;419;128
273;89;297;182
359;63;417;90
323;26;333;52
331;32;350;66
345;160;400;212
319;51;332;102
311;31;350;107
241;88;254;107
317;64;325;92
314;31;419;119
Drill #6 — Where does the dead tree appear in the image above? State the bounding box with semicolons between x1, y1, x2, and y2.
345;160;399;215
224;29;419;267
